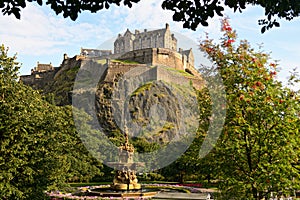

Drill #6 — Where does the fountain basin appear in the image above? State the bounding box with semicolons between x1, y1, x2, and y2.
111;183;141;190
87;187;158;198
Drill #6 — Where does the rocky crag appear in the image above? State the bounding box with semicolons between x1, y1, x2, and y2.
20;24;204;152
21;55;203;152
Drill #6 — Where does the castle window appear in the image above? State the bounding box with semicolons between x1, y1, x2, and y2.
157;35;160;47
185;69;193;75
116;43;119;53
139;38;142;49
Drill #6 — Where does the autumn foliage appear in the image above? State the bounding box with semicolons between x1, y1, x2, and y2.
199;19;300;199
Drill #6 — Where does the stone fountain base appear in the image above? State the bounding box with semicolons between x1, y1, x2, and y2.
111;183;141;190
87;187;158;198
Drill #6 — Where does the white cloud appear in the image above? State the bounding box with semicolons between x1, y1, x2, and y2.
0;4;114;56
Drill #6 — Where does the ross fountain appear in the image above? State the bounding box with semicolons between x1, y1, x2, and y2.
87;126;158;198
109;125;143;191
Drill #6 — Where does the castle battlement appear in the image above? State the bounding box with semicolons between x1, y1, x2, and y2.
31;62;54;74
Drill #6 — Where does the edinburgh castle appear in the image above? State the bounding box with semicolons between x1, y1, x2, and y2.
20;24;202;91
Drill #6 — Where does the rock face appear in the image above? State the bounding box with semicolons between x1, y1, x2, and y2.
128;81;181;143
96;79;182;143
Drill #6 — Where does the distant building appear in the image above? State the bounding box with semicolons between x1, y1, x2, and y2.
31;62;54;74
80;48;112;57
114;23;177;54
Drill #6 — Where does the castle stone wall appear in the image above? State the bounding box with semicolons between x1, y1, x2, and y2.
142;66;204;90
153;48;184;71
104;61;147;83
19;75;35;85
156;66;189;86
156;66;204;90
20;68;59;90
118;48;153;65
117;48;199;77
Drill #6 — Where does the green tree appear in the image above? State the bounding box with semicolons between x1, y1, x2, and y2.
0;44;68;198
1;0;299;32
199;19;300;199
0;44;103;199
65;107;104;183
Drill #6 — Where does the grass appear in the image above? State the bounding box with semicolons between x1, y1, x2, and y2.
131;82;153;96
66;66;80;79
96;59;140;64
96;59;106;64
164;66;195;78
112;59;140;64
162;122;175;131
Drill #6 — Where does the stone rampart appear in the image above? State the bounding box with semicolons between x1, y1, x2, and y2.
118;48;153;65
104;61;147;83
117;48;198;76
153;48;184;71
188;76;205;90
156;66;190;87
20;68;59;90
19;75;35;85
185;64;201;78
86;48;197;80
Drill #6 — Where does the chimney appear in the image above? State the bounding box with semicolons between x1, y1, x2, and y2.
135;30;140;34
144;29;147;32
64;53;68;60
179;48;183;53
166;23;170;30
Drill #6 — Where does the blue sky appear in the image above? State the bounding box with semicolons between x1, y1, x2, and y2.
0;0;299;89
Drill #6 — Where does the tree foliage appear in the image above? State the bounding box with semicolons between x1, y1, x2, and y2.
199;19;300;199
2;0;300;32
0;44;102;199
162;0;299;33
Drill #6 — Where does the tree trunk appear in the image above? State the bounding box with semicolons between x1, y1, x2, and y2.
252;185;258;200
179;171;184;183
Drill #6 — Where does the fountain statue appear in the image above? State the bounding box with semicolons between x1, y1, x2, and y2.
109;125;143;191
85;126;157;198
